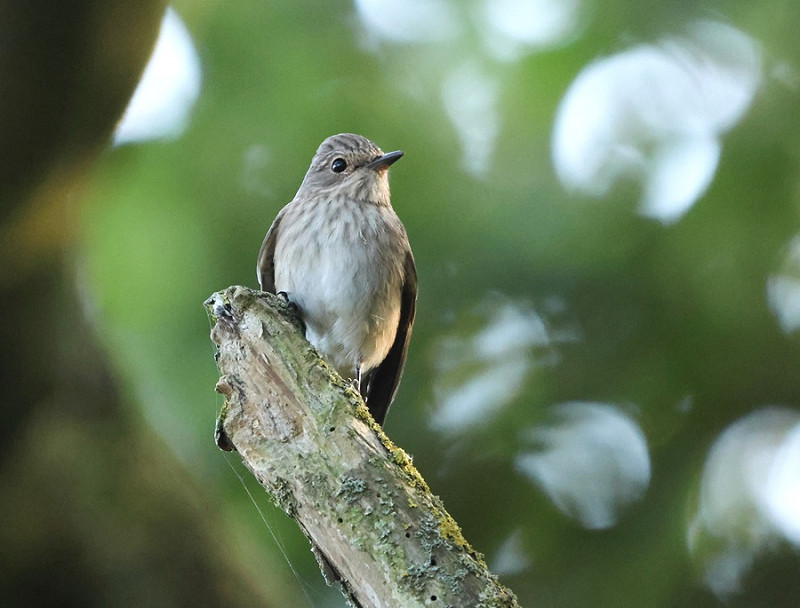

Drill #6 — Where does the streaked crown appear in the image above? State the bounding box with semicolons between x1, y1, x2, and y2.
297;133;396;204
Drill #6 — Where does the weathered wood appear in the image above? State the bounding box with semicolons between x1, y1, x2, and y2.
206;286;520;608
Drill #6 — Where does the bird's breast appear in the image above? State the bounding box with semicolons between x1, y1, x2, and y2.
273;197;407;375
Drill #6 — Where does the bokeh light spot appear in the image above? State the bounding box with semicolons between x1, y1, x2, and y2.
430;295;560;434
552;20;761;224
688;407;800;598
515;402;650;529
114;7;202;146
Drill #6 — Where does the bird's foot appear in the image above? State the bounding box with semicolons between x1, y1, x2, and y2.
276;290;299;313
277;291;305;333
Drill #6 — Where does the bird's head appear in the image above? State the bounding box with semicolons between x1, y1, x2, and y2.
298;133;403;205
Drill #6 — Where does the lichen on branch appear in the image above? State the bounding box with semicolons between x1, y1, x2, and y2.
206;286;520;608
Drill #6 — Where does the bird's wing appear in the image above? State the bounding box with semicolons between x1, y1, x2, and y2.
365;249;417;425
256;208;285;292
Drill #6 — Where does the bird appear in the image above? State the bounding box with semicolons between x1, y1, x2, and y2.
257;133;416;425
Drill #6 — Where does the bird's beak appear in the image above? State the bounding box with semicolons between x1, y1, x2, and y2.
366;150;404;171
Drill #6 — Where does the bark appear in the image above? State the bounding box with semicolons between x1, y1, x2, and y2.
207;286;521;608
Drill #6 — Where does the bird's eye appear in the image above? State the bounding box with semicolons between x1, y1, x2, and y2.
331;158;347;173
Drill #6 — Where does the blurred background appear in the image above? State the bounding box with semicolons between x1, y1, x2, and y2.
3;0;800;606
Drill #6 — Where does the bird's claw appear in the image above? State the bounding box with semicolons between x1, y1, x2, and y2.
277;291;298;312
277;291;305;333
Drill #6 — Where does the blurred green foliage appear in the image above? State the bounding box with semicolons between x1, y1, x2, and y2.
4;0;800;606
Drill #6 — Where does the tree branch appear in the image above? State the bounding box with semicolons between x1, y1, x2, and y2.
206;286;520;608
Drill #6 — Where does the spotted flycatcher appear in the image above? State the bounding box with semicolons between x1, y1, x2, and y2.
257;133;417;425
